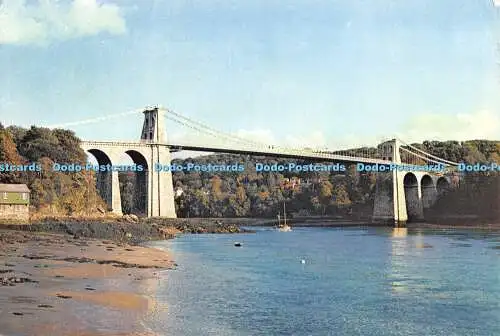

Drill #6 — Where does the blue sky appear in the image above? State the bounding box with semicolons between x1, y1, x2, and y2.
0;0;499;153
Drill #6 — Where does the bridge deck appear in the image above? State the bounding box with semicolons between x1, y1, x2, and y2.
80;140;455;173
81;140;389;164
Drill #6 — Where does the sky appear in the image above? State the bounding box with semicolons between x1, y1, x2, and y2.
1;0;500;158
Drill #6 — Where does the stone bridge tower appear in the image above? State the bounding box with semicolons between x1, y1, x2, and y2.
81;107;177;218
372;139;448;226
372;139;410;225
141;107;177;217
141;107;166;143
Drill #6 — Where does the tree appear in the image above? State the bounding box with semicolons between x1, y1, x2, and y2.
211;175;223;200
318;180;333;214
236;185;247;203
332;184;352;208
6;126;27;149
166;140;499;218
18;126;61;162
52;129;86;164
0;128;23;183
463;144;487;163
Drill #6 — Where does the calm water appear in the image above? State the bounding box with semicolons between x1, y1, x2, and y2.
145;227;500;336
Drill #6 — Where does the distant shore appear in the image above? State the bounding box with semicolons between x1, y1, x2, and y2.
1;214;499;237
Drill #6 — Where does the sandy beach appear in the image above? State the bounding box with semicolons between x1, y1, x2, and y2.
0;230;174;336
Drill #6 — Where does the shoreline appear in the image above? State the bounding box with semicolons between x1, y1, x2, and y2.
2;215;499;237
0;229;172;336
1;216;498;335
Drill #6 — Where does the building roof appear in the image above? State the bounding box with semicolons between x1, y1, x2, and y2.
0;184;30;193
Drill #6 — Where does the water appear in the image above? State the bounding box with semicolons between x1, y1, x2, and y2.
145;227;500;336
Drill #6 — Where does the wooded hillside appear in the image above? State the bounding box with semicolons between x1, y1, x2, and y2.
169;140;500;218
1;122;498;219
0;123;106;216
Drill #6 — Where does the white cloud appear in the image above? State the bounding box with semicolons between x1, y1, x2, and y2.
0;0;126;45
397;110;500;143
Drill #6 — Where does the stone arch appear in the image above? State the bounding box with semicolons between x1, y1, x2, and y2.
123;150;149;216
437;177;450;196
403;172;422;221
87;148;112;166
421;175;436;209
85;149;118;213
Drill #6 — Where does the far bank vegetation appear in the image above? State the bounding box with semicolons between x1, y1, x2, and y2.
0;122;498;219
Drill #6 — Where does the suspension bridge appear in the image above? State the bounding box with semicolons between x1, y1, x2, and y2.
48;106;459;225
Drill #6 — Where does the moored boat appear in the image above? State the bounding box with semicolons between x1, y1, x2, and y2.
277;224;292;232
276;202;292;232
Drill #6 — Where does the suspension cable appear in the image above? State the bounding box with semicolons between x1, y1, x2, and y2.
41;106;459;167
165;114;268;149
399;147;453;167
44;108;144;128
396;137;460;166
161;107;269;148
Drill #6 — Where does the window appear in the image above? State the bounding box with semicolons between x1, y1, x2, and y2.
22;193;27;201
3;192;7;199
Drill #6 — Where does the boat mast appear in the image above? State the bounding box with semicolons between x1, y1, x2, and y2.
283;201;286;226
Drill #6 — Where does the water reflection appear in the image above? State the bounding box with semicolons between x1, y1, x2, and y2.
388;228;435;295
389;228;411;293
392;227;408;238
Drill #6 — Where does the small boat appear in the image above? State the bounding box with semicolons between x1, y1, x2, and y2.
276;202;292;232
277;224;292;232
234;242;242;247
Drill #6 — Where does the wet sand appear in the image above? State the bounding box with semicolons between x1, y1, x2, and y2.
0;230;174;336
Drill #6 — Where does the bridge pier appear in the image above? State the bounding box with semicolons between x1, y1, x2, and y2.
372;170;408;226
372;170;453;226
111;170;123;215
147;146;176;217
372;140;408;226
372;139;436;226
421;175;437;209
82;107;178;218
404;173;424;222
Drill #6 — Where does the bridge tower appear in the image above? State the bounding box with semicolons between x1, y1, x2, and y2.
141;107;166;143
140;107;177;218
372;139;409;226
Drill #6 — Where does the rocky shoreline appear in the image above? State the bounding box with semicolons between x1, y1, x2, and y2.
1;216;256;245
2;215;497;244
